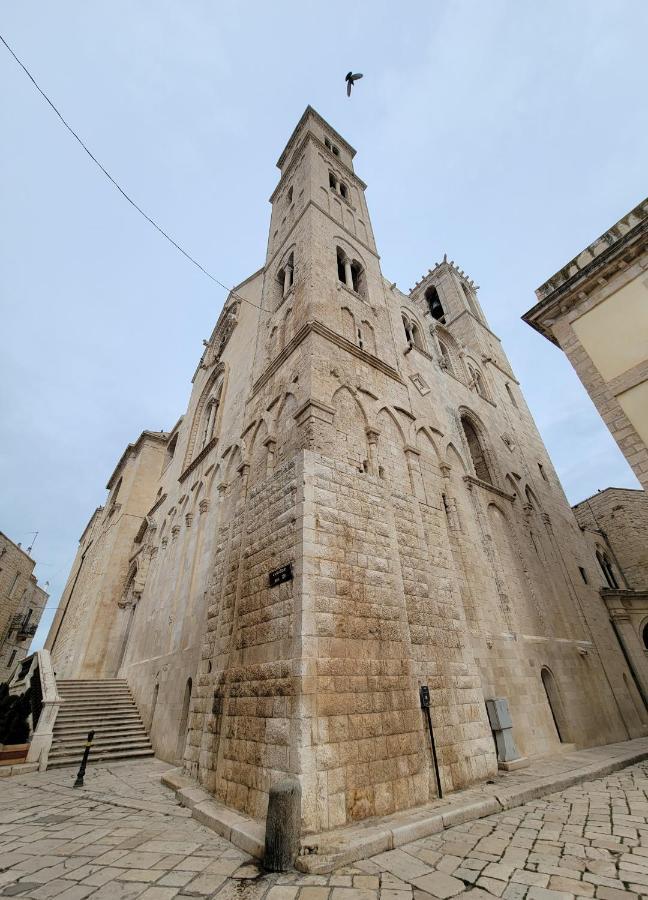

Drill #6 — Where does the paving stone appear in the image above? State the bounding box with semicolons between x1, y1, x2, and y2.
411;872;465;898
372;850;433;882
547;878;592;897
180;872;227;895
137;889;180;900
526;890;574;900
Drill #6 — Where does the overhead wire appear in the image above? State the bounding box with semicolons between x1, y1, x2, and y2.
0;32;266;315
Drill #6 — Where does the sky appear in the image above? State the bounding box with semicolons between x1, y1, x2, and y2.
1;1;646;652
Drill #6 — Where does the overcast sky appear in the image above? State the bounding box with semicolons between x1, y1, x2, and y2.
1;1;646;652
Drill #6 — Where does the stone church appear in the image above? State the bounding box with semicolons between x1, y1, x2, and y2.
46;107;647;835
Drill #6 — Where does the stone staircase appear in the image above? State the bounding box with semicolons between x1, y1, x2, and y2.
49;679;154;768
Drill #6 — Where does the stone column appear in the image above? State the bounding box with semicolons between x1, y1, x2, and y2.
283;266;293;296
344;257;353;289
404;445;425;501
366;428;380;475
264;436;277;476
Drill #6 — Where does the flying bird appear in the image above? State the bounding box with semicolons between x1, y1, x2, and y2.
345;71;363;97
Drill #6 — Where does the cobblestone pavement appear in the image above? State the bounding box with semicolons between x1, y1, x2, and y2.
1;759;648;900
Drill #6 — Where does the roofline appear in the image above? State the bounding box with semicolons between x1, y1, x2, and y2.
0;531;37;565
572;486;645;508
106;430;169;490
276;105;356;170
78;507;103;545
522;198;648;344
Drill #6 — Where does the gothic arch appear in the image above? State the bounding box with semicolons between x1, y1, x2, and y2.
465;356;490;400
222;444;243;482
248;417;270;476
377;406;408;446
416;426;443;464
376;406;410;488
332;235;367;271
184;365;226;468
459;408;495;485
505;474;521;501
331;384;369;425
434;326;464;380
331;385;369;470
401;310;426;351
444;441;468;474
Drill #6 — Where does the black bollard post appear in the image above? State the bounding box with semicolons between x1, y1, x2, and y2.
263;776;301;872
73;730;95;788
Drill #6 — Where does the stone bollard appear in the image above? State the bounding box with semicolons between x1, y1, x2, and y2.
263;776;301;872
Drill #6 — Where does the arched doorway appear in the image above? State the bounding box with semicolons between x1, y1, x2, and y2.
176;677;193;763
541;667;568;743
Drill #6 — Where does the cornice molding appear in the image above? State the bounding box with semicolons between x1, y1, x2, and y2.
178;437;218;484
252;320;404;398
463;475;516;503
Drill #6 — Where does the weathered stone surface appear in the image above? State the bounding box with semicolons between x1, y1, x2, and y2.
45;107;648;840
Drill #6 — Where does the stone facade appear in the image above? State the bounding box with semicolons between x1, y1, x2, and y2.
524;198;648;491
573;487;648;591
0;531;48;683
47;107;647;836
573;487;648;711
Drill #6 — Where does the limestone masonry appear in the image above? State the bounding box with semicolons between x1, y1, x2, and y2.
46;108;648;836
0;531;48;683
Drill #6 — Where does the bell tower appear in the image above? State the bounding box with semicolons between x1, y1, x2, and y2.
252;106;398;386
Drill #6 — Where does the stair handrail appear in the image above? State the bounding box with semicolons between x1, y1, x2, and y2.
25;649;62;771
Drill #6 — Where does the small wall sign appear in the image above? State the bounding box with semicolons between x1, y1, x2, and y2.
269;563;293;587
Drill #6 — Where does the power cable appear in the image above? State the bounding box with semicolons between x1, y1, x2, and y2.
0;32;266;315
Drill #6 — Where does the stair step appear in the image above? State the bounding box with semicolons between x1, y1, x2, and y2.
57;694;133;699
60;702;140;716
49;678;153;769
56;709;140;724
47;748;155;769
52;728;148;741
50;734;151;756
53;723;147;735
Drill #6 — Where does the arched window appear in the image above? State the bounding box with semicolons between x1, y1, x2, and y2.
199;382;222;451
642;623;648;650
461;416;492;484
277;252;294;303
438;340;454;375
164;433;178;469
505;383;518;408
402;314;413;344
336;247;365;296
468;364;486;398
596;550;618;589
425;286;446;322
339;182;348;200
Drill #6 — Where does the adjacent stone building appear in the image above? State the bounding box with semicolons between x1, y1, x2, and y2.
524;198;648;490
0;531;48;683
47;108;647;836
573;487;648;709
